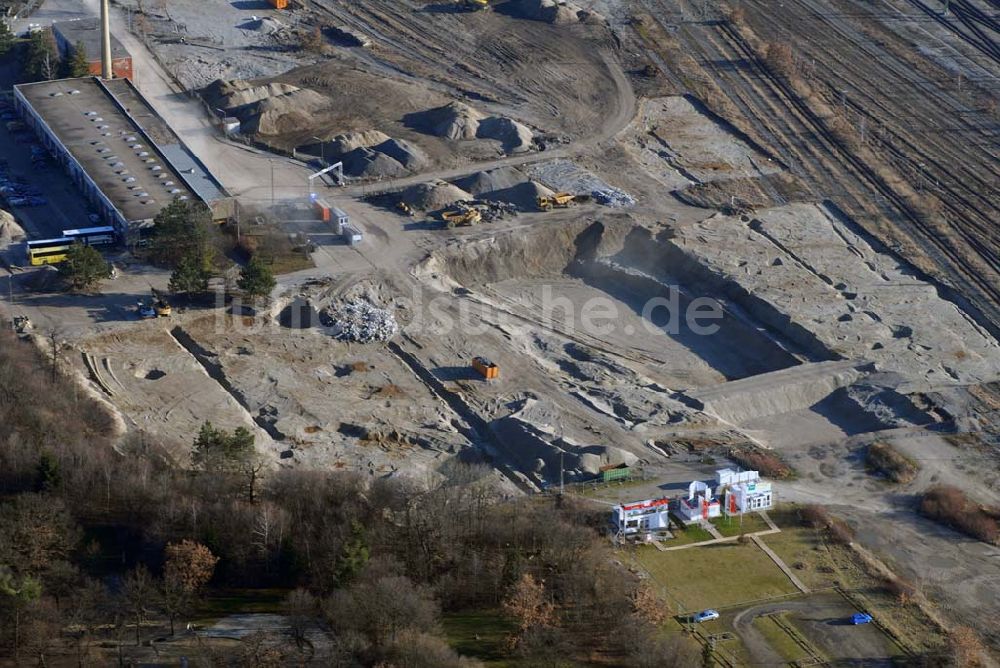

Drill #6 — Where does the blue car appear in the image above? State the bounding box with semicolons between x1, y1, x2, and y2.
851;613;873;625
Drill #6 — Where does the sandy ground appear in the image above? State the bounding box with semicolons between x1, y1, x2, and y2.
4;0;1000;656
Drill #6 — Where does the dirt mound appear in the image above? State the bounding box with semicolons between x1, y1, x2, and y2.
452;166;530;196
243;88;330;136
477;116;534;153
374;138;428;170
482;180;554;210
204;79;298;110
342;147;410;179
505;0;585;24
203;79;330;136
400;181;473;211
409;102;484;140
328;130;392;155
0;209;24;248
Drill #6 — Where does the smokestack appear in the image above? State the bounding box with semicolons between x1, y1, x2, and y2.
100;0;112;79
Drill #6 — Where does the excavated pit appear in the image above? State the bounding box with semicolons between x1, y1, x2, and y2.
421;219;807;389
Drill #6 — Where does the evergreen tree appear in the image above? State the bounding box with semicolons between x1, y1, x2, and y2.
23;29;59;82
237;255;276;300
191;421;255;471
58;244;109;290
67;41;91;78
149;200;212;268
0;20;14;56
169;249;212;294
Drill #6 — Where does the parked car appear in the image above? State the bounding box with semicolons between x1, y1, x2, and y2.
692;609;720;623
850;613;873;625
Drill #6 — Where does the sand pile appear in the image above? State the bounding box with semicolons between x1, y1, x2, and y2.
247;17;286;35
477;116;534;153
409;102;535;154
342;147;410;178
244;89;329;135
328;130;391;155
482;181;554;210
507;0;587;23
204;79;331;136
0;209;24;248
204;80;297;110
400;181;473;211
375;138;428;170
453;166;530;196
412;102;485;140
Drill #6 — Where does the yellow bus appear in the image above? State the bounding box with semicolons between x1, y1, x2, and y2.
26;237;73;266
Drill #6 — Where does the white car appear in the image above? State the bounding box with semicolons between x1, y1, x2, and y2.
692;609;720;623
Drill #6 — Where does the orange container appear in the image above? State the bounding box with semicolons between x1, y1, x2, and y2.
472;356;499;380
315;198;331;222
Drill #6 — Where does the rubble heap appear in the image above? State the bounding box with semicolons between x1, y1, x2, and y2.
324;300;399;343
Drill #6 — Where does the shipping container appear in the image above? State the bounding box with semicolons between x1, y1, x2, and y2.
342;224;362;246
315;197;331;223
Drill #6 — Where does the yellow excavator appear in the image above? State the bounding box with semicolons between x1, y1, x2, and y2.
462;0;489;10
537;192;579;211
440;207;482;228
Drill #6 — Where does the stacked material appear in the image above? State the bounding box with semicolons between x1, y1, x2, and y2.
325;300;399;342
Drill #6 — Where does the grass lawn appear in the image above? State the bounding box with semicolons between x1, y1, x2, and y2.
751;613;818;664
666;520;715;546
711;512;771;537
442;609;517;666
634;541;799;612
758;506;945;655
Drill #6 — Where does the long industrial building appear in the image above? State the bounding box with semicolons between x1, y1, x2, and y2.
13;76;231;242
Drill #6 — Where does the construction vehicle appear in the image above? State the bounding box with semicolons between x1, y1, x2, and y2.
12;315;31;334
536;192;578;211
462;0;489;10
150;288;172;317
472;356;499;380
396;201;415;217
440;207;481;228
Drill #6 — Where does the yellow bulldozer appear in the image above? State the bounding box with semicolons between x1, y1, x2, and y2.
537;192;582;211
440;207;482;228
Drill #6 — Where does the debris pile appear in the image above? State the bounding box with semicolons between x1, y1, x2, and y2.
528;159;635;208
324;300;399;343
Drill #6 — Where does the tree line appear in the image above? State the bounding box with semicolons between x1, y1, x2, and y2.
0;329;697;666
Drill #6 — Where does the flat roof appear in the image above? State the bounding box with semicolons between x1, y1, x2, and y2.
104;79;228;204
52;18;129;61
16;77;196;223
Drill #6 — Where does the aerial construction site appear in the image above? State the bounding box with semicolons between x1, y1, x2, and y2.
0;0;998;664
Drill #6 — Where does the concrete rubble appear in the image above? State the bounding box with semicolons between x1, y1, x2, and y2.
323;299;399;343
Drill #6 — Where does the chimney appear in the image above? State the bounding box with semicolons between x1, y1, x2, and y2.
100;0;112;79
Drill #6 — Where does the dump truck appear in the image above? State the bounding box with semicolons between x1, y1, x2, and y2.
472;356;499;380
536;192;578;211
440;207;481;228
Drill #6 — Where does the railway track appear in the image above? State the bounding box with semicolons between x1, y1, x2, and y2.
735;0;1000;321
902;0;1000;65
662;0;1000;329
750;0;1000;241
714;20;1000;320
